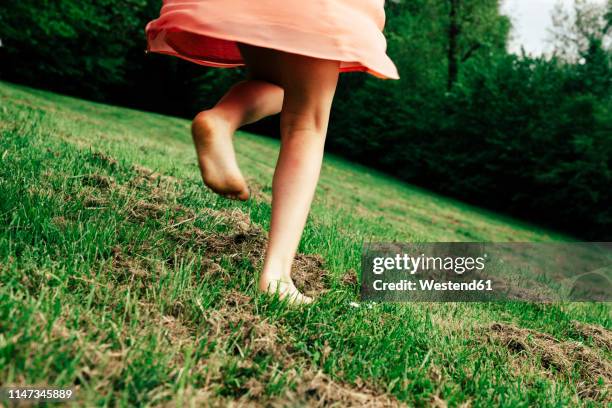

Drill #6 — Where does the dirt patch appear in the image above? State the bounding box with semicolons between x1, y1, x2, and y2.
131;163;181;186
89;151;118;169
198;258;231;283
571;320;612;352
81;174;115;190
76;174;115;209
83;194;109;209
158;315;193;347
184;219;267;267
175;370;405;408
111;245;154;286
127;199;169;222
292;254;331;297
341;269;359;287
486;322;611;402
206;289;280;359
189;289;404;407
131;163;164;181
214;207;253;231
282;370;404;407
27;311;127;396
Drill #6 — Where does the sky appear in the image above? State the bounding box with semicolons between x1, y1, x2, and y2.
500;0;601;55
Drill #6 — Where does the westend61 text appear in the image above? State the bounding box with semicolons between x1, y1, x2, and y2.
372;279;493;292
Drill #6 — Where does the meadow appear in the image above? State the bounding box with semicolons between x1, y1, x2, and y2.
0;80;610;407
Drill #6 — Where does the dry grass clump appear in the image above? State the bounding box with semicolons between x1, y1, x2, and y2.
487;323;611;402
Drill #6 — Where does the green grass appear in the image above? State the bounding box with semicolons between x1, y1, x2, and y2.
0;81;610;407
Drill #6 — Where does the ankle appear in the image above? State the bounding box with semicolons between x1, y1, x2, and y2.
260;270;292;284
261;257;293;282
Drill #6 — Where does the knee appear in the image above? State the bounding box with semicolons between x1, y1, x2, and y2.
280;107;330;137
280;78;337;138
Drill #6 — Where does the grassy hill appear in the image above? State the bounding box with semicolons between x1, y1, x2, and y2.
0;81;610;407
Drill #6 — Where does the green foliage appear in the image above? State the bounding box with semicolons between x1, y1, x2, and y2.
0;0;156;97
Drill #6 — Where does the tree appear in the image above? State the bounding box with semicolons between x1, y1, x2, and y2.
445;0;509;90
549;0;612;61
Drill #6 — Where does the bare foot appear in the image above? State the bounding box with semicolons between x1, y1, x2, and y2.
191;110;249;200
259;276;313;305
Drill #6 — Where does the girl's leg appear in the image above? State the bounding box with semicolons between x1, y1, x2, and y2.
192;79;283;200
239;45;340;303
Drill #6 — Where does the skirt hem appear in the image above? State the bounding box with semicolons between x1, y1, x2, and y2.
145;25;399;80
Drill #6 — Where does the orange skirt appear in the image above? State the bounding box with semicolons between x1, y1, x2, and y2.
145;0;399;79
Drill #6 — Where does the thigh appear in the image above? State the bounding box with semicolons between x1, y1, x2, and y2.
237;43;340;131
237;43;284;85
